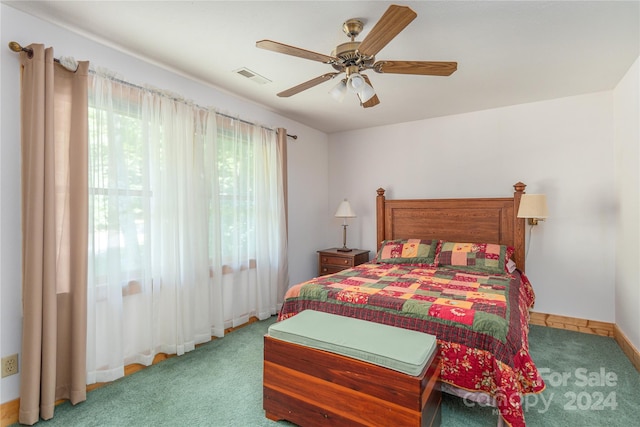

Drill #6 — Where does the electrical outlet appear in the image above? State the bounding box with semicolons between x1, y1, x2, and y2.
1;354;19;378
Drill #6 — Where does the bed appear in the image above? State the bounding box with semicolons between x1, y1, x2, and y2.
278;182;545;427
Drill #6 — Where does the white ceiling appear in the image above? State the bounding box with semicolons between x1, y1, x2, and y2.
5;1;639;134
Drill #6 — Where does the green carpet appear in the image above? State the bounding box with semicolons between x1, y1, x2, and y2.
22;317;639;426
442;325;640;426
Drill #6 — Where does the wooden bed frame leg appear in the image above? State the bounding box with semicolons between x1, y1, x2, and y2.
265;412;281;422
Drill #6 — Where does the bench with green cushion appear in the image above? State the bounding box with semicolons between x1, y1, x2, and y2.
267;309;437;376
263;310;442;426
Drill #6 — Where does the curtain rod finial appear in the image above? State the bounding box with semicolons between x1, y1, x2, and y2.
8;41;33;58
8;41;22;52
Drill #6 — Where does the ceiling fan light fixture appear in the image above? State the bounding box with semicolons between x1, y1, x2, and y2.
329;79;347;102
257;5;457;108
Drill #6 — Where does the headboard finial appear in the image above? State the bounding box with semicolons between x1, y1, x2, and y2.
376;188;385;197
514;182;526;194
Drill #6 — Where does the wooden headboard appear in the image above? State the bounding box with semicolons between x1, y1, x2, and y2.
376;182;527;272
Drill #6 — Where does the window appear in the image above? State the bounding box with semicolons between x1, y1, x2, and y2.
86;72;288;384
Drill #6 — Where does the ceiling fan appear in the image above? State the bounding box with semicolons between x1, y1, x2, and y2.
256;4;457;108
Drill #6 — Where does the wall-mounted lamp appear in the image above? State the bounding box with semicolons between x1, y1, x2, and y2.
517;194;549;225
334;199;356;252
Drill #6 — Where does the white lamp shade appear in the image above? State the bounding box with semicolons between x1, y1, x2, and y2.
334;199;356;218
358;82;376;103
329;79;347;102
346;73;365;93
517;194;548;219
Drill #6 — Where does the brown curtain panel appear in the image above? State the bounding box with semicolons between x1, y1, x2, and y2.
276;128;289;303
18;44;89;425
276;128;288;233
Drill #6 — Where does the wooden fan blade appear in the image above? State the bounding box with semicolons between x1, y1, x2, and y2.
277;73;340;97
359;74;380;108
256;40;338;64
357;5;417;57
374;61;458;76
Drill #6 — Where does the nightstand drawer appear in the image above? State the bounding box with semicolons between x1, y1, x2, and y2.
320;255;354;267
320;265;348;275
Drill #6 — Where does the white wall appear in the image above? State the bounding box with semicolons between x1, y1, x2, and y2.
614;57;640;350
0;4;330;404
328;91;617;323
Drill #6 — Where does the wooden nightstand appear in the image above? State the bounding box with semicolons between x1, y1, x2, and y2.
317;248;370;276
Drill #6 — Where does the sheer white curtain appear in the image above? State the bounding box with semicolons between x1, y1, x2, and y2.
87;73;287;384
212;117;287;331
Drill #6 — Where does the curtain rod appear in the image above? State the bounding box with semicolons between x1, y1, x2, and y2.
8;41;298;140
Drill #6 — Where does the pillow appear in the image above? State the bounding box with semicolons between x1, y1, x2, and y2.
376;239;438;265
435;241;514;274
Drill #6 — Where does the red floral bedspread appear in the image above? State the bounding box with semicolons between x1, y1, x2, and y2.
278;263;545;427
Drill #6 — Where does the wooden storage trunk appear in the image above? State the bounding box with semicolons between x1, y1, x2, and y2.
263;335;441;426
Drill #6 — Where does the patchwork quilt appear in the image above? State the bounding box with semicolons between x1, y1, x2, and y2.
279;263;545;427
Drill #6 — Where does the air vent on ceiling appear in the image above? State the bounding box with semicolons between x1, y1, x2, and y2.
234;67;271;85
